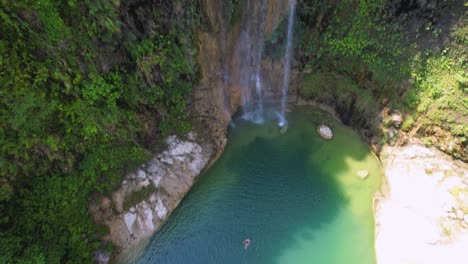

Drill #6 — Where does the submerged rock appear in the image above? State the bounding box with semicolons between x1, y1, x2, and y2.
279;124;288;134
317;124;333;140
356;170;369;179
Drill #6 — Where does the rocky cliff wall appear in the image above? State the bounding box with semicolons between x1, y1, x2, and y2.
90;133;214;261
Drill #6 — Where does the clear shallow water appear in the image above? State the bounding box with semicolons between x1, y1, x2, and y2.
134;107;382;264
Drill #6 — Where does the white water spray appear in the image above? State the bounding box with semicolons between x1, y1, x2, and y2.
237;0;268;124
279;0;296;126
254;0;268;121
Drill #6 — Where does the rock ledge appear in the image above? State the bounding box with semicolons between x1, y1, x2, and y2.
89;132;215;261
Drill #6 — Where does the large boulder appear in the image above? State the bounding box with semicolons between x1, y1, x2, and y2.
317;124;333;140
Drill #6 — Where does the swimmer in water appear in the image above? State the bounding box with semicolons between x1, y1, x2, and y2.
243;238;251;249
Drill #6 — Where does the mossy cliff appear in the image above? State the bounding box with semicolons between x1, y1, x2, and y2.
293;0;467;160
1;1;205;262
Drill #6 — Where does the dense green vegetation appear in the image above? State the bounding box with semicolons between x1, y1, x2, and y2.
402;26;467;153
295;0;409;137
297;0;467;158
300;0;408;82
0;0;466;262
0;0;202;262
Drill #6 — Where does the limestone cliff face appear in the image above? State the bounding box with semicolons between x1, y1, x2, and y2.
194;0;295;126
89;133;214;260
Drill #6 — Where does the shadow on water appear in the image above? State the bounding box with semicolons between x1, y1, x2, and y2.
134;107;379;264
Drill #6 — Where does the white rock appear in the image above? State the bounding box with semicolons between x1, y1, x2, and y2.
149;194;157;203
139;179;150;188
401;145;434;159
188;154;206;176
160;156;174;164
187;132;195;141
94;250;110;264
456;209;464;220
317;124;333;140
169;141;196;156
147;164;159;174
137;170;146;179
462;221;468;229
156;199;168;220
174;155;186;162
98;131;214;255
448;212;457;219
142;208;154;231
459;192;465;200
464;214;468;224
134;206;154;233
165;136;178;147
376;143;468;264
193;144;202;154
357;170;369;179
124;213;136;233
152;176;162;188
391;112;403;127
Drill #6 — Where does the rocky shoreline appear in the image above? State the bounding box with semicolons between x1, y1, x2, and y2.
375;142;468;264
91;100;467;264
89;132;224;262
295;99;468;263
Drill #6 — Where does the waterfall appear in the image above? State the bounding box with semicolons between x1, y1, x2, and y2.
237;0;267;124
253;0;268;122
278;0;296;127
239;0;253;114
229;0;295;126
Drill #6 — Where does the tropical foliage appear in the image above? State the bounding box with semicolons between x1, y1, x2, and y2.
0;0;201;262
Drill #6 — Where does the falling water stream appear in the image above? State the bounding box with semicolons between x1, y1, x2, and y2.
237;0;296;126
279;0;296;126
253;0;268;122
131;107;382;264
238;0;268;124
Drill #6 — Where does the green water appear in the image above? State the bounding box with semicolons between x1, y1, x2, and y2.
135;107;382;264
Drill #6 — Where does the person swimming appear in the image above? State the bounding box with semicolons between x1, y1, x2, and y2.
243;238;251;249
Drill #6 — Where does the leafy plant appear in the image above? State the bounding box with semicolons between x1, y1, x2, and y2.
0;0;201;261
